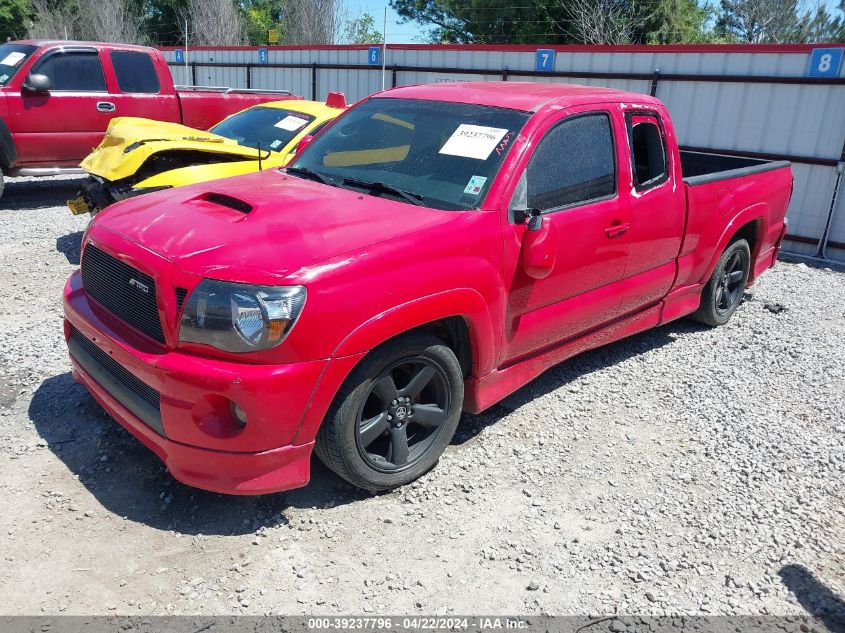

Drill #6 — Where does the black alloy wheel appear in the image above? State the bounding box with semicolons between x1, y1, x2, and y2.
356;357;450;472
691;238;751;327
315;332;464;492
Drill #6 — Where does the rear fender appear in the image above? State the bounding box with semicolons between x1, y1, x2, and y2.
701;204;768;284
331;288;497;378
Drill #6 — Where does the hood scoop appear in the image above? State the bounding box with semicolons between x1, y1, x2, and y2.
186;192;254;219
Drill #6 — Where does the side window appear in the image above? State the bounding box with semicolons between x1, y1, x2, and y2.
33;52;106;92
524;113;616;212
111;51;160;94
628;114;668;190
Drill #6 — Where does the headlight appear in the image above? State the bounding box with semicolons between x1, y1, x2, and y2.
179;280;306;353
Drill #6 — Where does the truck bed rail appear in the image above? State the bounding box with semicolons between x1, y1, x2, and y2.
174;85;293;96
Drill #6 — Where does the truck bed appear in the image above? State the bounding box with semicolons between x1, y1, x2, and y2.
680;150;791;186
176;88;303;131
677;150;792;291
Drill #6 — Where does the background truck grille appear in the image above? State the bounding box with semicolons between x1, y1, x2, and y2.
81;245;165;344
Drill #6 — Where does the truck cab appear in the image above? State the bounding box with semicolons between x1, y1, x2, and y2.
0;40;298;201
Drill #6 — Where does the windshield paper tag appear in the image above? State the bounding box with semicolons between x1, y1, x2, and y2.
269;139;283;149
275;115;309;132
464;175;488;195
0;52;26;66
440;124;508;160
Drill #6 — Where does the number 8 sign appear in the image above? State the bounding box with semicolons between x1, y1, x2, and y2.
808;48;843;78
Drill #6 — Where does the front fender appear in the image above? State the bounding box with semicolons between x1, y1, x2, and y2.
0;116;18;171
331;288;497;378
135;157;284;189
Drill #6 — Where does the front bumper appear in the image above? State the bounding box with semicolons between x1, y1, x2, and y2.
64;272;341;495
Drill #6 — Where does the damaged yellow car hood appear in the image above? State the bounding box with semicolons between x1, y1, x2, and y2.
81;117;263;181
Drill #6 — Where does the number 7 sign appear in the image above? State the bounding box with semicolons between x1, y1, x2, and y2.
536;49;556;72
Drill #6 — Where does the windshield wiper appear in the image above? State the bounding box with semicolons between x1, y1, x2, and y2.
341;177;425;206
285;166;336;186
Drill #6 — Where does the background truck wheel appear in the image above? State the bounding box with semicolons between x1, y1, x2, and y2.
315;332;464;492
691;238;751;327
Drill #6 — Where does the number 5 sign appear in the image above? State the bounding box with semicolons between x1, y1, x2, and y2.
808;48;843;78
536;49;556;72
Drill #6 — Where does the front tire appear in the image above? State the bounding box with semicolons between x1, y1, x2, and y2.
315;332;464;492
691;238;751;327
0;170;5;202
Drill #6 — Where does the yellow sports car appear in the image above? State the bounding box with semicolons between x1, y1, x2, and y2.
68;93;346;215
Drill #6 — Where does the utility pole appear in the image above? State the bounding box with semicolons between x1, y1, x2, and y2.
184;19;190;86
381;6;387;91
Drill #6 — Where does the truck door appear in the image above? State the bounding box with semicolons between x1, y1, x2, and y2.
6;47;110;165
501;108;631;363
618;110;685;312
104;50;180;125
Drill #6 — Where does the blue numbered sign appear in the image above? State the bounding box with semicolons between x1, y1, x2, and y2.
175;49;184;63
808;48;843;78
536;49;556;72
258;47;268;65
368;46;381;66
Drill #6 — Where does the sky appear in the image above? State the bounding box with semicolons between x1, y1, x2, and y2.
346;0;845;44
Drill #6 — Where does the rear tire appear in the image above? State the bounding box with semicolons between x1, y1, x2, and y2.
315;332;464;492
0;170;5;202
690;239;751;327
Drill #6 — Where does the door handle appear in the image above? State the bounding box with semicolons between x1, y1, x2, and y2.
96;102;116;113
604;222;630;239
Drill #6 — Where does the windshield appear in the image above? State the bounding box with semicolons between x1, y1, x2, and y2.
288;97;530;211
0;44;36;87
209;106;315;152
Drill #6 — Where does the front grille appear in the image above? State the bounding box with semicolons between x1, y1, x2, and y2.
81;245;165;344
69;326;163;435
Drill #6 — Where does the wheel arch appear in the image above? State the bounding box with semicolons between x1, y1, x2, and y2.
702;206;768;285
331;288;496;379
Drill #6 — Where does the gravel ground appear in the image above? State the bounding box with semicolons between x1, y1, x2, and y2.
0;176;843;623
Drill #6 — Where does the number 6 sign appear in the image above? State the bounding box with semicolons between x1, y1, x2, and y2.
808;48;843;78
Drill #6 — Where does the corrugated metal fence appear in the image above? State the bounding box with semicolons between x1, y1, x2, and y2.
161;44;845;261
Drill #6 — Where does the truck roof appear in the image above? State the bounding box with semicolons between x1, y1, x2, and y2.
12;40;156;53
380;81;660;112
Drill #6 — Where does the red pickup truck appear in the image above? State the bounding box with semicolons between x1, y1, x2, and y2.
63;82;792;495
0;40;298;201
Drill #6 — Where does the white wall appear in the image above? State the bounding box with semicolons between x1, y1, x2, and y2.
162;45;845;261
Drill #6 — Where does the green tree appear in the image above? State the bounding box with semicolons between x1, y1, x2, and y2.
637;0;716;44
715;0;841;43
344;12;383;44
1;0;33;40
241;0;284;45
390;0;567;43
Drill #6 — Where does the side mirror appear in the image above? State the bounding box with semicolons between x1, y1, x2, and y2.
23;73;51;93
519;210;556;280
294;134;314;155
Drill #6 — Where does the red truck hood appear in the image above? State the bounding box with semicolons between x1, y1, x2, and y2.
95;170;461;283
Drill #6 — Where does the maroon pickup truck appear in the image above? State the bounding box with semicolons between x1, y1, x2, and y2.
0;40;299;201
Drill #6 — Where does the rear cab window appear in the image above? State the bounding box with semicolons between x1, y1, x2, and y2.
0;43;36;87
31;50;107;92
110;51;161;93
627;112;669;191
